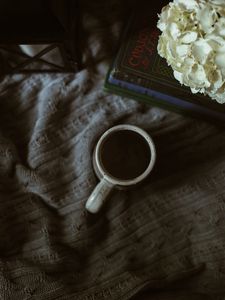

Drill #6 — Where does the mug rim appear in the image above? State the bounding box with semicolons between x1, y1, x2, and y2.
94;124;156;186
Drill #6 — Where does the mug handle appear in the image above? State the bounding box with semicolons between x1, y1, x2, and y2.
85;178;114;213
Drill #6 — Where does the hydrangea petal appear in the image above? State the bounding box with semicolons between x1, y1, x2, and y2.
192;39;212;64
196;5;217;34
157;0;225;103
180;31;198;43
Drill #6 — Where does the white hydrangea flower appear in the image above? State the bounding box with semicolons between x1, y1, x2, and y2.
157;0;225;103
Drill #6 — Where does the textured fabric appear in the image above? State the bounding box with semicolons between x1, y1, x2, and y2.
0;1;225;299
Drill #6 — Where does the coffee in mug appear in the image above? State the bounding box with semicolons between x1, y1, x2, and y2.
85;124;156;214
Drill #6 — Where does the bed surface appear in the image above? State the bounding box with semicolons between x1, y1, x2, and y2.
0;1;225;299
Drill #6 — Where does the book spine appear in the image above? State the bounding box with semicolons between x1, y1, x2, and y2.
111;70;152;88
108;75;225;123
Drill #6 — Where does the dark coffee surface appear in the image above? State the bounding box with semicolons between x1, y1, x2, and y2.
100;130;150;180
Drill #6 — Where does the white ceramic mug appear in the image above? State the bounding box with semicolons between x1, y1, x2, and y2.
85;124;156;213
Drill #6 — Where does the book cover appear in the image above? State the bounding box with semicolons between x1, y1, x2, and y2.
104;1;225;124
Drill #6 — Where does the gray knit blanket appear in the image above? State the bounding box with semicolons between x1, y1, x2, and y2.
0;1;225;299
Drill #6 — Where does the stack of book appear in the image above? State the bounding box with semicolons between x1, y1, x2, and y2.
104;2;225;125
